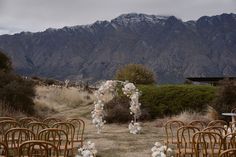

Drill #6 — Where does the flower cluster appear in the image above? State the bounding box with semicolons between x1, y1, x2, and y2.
122;82;142;134
76;141;97;157
128;121;142;134
151;142;173;157
92;80;117;133
92;80;142;134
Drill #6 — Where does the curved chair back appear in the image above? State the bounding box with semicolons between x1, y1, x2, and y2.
207;120;228;127
0;120;20;141
163;120;185;146
220;148;236;157
0;117;15;121
43;118;61;127
19;140;59;157
27;122;49;138
188;120;207;130
67;118;85;146
203;126;228;136
38;128;68;157
19;117;39;128
177;126;200;157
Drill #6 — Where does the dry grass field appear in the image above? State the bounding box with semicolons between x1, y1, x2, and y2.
33;85;213;157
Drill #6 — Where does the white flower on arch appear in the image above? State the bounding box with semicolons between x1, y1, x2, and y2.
92;80;142;134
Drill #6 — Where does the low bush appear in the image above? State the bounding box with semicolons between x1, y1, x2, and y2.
138;84;216;119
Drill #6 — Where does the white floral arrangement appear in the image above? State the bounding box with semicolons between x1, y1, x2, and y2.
92;80;142;134
76;141;97;157
151;142;173;157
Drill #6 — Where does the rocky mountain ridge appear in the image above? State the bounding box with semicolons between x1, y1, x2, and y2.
0;13;236;83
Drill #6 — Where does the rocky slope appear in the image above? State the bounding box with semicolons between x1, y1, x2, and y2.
0;13;236;83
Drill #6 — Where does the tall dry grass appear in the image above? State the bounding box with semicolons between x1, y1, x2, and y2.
34;85;95;118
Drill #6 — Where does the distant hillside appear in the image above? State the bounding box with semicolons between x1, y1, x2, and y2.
0;13;236;83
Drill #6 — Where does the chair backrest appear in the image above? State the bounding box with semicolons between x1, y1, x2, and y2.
203;126;228;136
177;126;200;156
5;128;35;156
19;140;59;157
219;148;236;157
193;131;224;157
229;122;236;133
0;117;15;121
224;132;236;149
164;120;185;145
43;118;61;127
188;120;207;130
38;128;68;157
66;118;85;146
207;120;228;127
0;120;20;141
27;122;49;138
19;117;39;128
0;141;8;157
52;122;75;147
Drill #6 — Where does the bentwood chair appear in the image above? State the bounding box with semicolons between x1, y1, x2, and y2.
0;117;15;121
188;120;207;130
43;118;61;127
19;117;39;128
207;120;228;127
0;120;20;141
203;126;228;136
66;118;85;147
193;131;225;157
176;126;200;157
224;132;236;149
220;148;236;157
5;128;35;156
38;128;68;157
52;122;75;156
18;140;59;157
0;141;8;157
27;122;49;139
163;120;185;146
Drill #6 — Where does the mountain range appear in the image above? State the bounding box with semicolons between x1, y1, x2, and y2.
0;13;236;83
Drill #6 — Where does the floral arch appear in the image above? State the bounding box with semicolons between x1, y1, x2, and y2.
91;80;142;134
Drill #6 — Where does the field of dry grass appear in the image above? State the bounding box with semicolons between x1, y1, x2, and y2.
34;85;213;157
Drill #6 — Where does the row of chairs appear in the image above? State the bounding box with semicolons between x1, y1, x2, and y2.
0;117;85;157
164;120;236;157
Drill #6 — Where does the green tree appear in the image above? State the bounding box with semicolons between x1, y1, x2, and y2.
0;50;12;73
115;64;156;84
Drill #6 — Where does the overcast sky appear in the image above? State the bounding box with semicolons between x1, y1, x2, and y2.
0;0;235;35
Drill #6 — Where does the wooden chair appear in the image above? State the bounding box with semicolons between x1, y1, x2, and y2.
0;141;8;157
52;122;75;156
229;122;236;133
220;148;236;157
176;125;200;157
163;120;185;146
188;120;207;130
0;120;20;141
207;120;228;127
43;118;61;127
5;128;35;156
203;126;228;136
38;128;68;157
19;117;39;128
27;122;49;139
224;132;236;149
0;117;15;121
19;140;59;157
66;118;85;147
193;131;225;157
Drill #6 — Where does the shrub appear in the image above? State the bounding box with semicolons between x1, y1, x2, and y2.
115;64;155;84
211;79;236;121
0;72;36;115
0;50;12;73
0;51;35;115
138;84;216;119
